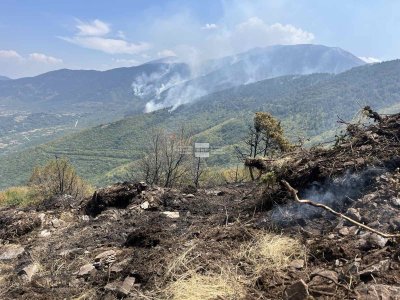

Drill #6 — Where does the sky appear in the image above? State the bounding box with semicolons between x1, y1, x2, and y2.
0;0;398;78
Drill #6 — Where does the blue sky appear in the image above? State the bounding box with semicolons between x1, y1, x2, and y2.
0;0;399;78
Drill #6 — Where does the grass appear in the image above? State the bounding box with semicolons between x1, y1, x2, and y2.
0;186;40;207
238;232;305;276
165;269;246;300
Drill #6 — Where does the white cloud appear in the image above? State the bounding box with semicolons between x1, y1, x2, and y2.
228;17;314;50
0;49;64;78
61;19;151;55
62;36;150;54
76;19;110;36
359;56;381;64
29;53;63;64
157;49;177;57
201;23;218;30
0;49;22;60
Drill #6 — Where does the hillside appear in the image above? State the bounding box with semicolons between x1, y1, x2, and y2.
1;60;399;189
0;114;399;299
0;45;364;154
150;44;365;110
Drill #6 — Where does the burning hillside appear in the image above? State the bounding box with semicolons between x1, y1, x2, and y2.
0;112;399;299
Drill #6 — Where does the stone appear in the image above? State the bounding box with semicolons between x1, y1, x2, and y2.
119;276;135;296
355;283;400;299
51;218;66;228
59;248;84;257
289;259;305;269
356;158;365;165
140;201;150;210
77;264;95;277
81;215;90;221
186;194;195;198
327;234;335;239
39;230;51;238
391;197;400;207
346;208;361;222
389;216;400;231
368;233;388;248
283;279;309;300
359;260;390;277
19;263;39;282
310;269;339;284
339;227;350;236
0;244;25;260
95;250;116;261
162;211;180;219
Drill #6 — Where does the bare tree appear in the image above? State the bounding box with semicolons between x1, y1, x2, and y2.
137;127;192;187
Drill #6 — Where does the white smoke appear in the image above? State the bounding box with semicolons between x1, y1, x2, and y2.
270;167;386;226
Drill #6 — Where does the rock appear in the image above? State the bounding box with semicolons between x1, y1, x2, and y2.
356;158;365;165
186;194;195;198
359;259;390;278
119;276;135;296
59;248;84;257
283;279;309;300
368;233;389;248
51;218;66;228
346;208;361;222
77;264;95;277
140;201;150;210
18;263;39;282
356;283;400;299
391;197;400;207
339;227;350;236
389;216;400;231
0;244;25;260
205;190;224;196
81;215;90;221
310;269;338;284
289;259;305;269
162;211;180;219
39;229;51;238
104;281;120;292
327;233;335;239
95;250;116;261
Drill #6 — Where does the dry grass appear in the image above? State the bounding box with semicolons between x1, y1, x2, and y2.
238;232;305;275
165;268;246;300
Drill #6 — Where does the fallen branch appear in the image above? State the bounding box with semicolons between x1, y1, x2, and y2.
281;180;400;239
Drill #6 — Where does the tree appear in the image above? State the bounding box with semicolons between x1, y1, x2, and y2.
29;156;91;199
137;127;192;187
236;112;292;180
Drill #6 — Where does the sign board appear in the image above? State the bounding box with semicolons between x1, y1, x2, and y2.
194;142;210;158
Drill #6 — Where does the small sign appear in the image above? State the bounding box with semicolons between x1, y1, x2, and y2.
194;142;210;158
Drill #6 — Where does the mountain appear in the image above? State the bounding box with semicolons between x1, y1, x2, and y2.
150;44;366;109
0;44;365;154
1;60;399;189
0;75;10;80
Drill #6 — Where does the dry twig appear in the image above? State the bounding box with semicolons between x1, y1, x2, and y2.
281;180;400;238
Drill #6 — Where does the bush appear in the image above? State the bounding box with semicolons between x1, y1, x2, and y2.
0;186;39;207
29;157;92;200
